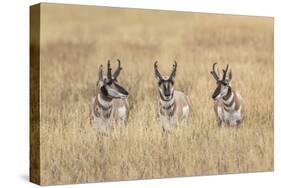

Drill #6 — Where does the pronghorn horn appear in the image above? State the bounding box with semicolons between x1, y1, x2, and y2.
222;64;229;80
210;62;220;81
154;61;163;81
112;59;122;80
107;60;112;79
169;61;177;80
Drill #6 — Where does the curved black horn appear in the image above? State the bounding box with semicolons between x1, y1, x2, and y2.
107;60;112;79
112;59;123;80
210;62;220;81
222;64;229;80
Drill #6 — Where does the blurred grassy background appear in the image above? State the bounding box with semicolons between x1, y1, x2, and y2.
38;3;273;185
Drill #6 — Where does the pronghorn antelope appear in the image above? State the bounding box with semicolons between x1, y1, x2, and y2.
91;59;129;131
210;63;244;127
154;61;190;130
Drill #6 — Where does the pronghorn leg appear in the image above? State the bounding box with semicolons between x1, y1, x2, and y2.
118;117;126;128
105;118;111;131
92;115;100;129
236;119;242;126
160;116;170;132
216;115;222;127
214;103;222;127
118;107;127;128
159;115;165;129
167;117;174;131
93;117;106;135
182;105;189;127
183;118;188;127
89;114;93;126
182;113;189;127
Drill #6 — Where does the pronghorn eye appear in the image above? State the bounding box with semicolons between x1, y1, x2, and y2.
222;81;228;86
107;80;113;85
100;86;108;95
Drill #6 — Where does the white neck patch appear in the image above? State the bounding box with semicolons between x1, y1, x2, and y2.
98;94;113;109
223;92;234;105
224;101;236;111
160;95;175;107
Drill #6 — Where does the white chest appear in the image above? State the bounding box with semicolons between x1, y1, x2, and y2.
118;106;127;120
218;106;242;125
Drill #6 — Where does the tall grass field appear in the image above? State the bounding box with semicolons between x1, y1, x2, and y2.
37;3;273;185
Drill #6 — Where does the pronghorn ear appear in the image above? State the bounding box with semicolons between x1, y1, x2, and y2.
96;80;104;88
154;71;162;81
169;61;177;82
154;61;163;81
170;72;176;82
97;64;104;87
228;69;232;82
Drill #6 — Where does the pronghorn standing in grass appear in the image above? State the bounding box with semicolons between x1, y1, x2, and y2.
91;59;129;132
154;61;190;130
210;63;244;127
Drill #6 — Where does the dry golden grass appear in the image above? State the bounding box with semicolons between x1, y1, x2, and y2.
38;3;273;185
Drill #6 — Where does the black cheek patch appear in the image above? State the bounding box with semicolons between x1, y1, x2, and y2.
100;86;108;96
212;85;221;99
222;81;228;86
